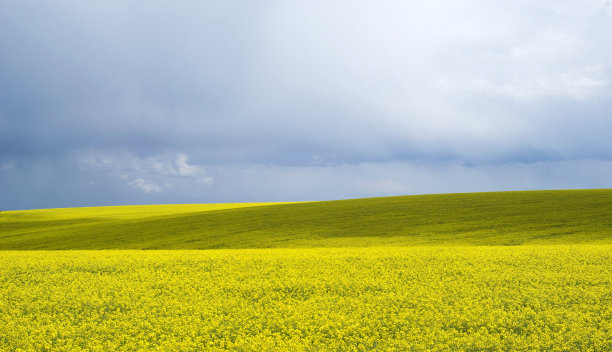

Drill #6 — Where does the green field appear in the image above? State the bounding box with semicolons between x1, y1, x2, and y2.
2;189;612;249
1;190;611;351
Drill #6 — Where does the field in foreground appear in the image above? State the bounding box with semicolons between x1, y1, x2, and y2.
1;246;611;351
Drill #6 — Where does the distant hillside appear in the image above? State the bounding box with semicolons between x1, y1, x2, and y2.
1;190;611;249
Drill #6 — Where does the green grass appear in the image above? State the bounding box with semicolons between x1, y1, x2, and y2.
1;189;611;249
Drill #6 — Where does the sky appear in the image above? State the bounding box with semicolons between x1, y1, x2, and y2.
1;0;612;210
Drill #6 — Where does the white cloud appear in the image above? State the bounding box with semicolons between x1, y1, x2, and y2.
464;66;609;101
175;153;204;176
75;151;214;192
77;151;209;176
129;178;162;193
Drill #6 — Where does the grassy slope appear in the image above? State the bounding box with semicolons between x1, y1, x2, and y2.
0;189;611;249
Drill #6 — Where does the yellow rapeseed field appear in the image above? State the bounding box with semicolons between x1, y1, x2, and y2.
1;246;610;351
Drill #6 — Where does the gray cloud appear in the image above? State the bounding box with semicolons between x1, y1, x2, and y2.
1;0;612;209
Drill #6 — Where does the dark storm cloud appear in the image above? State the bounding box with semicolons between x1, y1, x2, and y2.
1;0;612;209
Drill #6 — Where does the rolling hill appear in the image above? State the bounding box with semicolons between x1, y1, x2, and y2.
1;189;611;249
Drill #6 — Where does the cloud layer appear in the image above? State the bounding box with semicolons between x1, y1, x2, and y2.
1;0;612;209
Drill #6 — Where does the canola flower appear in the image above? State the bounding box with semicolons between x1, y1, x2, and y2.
0;246;610;351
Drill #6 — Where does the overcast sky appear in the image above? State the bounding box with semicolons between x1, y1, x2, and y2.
1;0;612;210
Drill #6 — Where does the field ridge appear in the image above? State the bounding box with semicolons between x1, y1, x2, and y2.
1;189;611;249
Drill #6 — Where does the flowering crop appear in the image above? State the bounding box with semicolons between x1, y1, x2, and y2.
1;246;610;351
